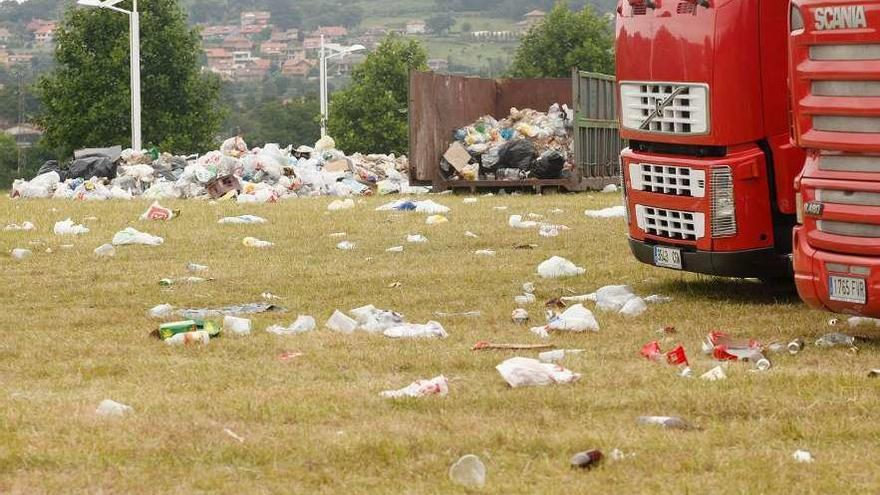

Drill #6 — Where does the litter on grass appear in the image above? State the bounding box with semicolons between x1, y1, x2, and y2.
380;375;449;398
496;357;581;387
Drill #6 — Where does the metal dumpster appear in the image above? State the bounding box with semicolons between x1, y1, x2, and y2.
408;70;624;191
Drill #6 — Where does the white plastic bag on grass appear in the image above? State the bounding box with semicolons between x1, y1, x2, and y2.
595;285;637;312
537;256;585;279
54;218;89;236
112;227;163;246
218;215;267;225
267;315;317;335
509;215;538;229
96;399;133;417
328;199;355;211
547;304;599;332
620;297;648;318
326;310;358;334
380;375;449;398
585;206;626;218
383;321;448;339
496;357;581;388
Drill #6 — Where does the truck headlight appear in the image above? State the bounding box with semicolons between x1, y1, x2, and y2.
710;166;737;238
790;4;804;32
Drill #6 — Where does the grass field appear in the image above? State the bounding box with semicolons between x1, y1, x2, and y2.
2;192;879;493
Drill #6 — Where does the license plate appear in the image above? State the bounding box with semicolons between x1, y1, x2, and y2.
654;246;682;270
829;275;867;304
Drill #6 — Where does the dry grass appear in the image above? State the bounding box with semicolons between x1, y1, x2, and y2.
1;191;878;494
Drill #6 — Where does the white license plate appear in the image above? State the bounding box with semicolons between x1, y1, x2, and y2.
829;276;867;304
654;246;682;270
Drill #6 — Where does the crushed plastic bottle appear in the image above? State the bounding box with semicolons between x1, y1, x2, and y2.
815;332;856;347
449;454;486;489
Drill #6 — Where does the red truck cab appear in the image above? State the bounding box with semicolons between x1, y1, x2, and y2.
616;0;805;277
790;0;880;316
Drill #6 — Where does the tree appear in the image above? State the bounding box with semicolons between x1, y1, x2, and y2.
461;22;473;33
0;133;18;187
37;0;224;155
426;13;456;35
327;35;427;155
245;97;321;147
509;1;614;78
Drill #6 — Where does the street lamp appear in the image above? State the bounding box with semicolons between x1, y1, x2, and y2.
77;0;142;151
319;35;365;137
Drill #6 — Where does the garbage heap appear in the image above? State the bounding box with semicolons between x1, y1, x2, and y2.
440;104;574;182
10;136;424;202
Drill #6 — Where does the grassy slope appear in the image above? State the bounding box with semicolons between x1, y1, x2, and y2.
1;192;878;493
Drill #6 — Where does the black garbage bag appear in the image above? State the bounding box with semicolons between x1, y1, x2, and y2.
531;150;566;179
68;155;118;180
36;160;67;181
496;139;537;171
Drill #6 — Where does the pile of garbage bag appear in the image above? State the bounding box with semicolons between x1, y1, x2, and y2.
441;104;573;182
10;136;425;202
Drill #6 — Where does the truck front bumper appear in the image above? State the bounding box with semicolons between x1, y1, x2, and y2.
629;237;792;278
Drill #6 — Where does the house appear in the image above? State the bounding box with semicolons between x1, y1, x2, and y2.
270;30;298;43
5;124;43;148
26;19;55;32
240;11;271;29
427;58;449;72
7;53;33;66
205;48;233;64
232;51;255;68
281;56;315;77
234;57;271;82
34;24;56;44
240;24;266;36
523;10;546;26
313;26;348;39
0;28;12;43
222;35;253;52
206;58;235;80
201;25;237;42
259;41;287;58
406;20;427;35
302;37;323;55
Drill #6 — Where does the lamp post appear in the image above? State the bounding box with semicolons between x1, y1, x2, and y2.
319;35;365;137
77;0;142;151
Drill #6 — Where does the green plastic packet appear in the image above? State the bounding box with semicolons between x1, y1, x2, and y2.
158;319;220;340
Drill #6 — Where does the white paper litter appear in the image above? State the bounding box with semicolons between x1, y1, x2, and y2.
602;184;619;193
700;366;727;381
793;450;814;463
11;248;31;260
406;234;428;243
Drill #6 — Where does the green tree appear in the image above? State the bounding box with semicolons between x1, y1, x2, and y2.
509;1;614;78
246;97;321;147
0;133;18;187
327;35;427;155
37;0;224;155
426;13;456;35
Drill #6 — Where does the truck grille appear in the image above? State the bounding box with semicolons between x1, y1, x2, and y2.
814;116;880;133
817;189;880;207
812;81;880;97
620;82;709;135
629;163;706;197
810;44;880;61
635;205;705;241
818;220;880;238
818;154;880;172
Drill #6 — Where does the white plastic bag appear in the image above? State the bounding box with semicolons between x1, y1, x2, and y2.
620;296;648;318
243;237;274;248
223;316;252;336
96;399;133;417
496;357;581;388
547;304;599;332
509;215;539;229
406;234;428;243
380;375;449;398
267;315;317;336
383;321;448;339
148;304;174;319
112;227;164;246
595;285;637;312
218;215;267;225
585;205;626;218
328;199;355;211
54;218;90;236
537;256;585;279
